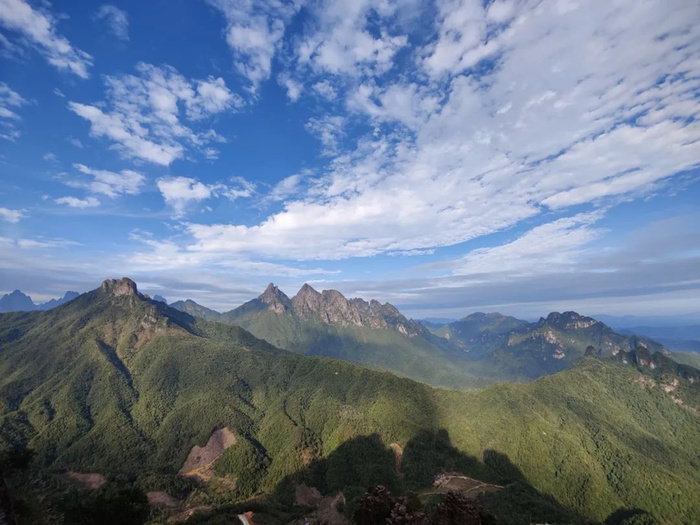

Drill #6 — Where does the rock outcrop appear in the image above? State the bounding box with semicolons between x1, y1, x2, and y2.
289;284;425;336
259;283;292;314
100;277;139;297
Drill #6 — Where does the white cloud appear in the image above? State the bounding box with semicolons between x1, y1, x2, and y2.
157;176;216;217
0;0;92;78
278;74;302;102
312;80;337;100
268;173;303;202
347;82;442;129
0;82;27;141
296;0;408;76
223;176;256;201
16;237;80;249
72;164;145;197
421;0;497;78
157;175;255;216
94;5;129;41
66;136;83;148
167;0;700;263
0;207;25;223
205;0;303;89
305;115;345;156
55;196;100;208
68;63;240;165
447;211;605;277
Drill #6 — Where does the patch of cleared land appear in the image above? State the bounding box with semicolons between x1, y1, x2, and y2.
147;491;180;509
420;474;501;500
179;427;236;482
64;471;106;489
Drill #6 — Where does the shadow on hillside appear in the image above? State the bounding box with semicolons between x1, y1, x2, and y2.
190;430;593;524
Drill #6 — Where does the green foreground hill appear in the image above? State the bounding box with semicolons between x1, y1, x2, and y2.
1;279;699;523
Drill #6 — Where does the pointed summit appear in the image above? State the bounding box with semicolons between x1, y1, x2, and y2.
0;289;36;312
100;277;139;297
259;283;291;313
292;283;323;316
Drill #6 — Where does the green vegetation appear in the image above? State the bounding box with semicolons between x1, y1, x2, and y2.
1;281;698;523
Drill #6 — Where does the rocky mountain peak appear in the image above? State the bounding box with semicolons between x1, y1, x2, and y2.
0;289;36;313
542;311;598;330
288;285;424;336
100;277;139;297
292;284;322;316
259;283;292;313
296;283;321;299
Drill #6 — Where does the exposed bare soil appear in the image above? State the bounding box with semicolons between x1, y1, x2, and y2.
295;483;322;506
179;427;236;482
64;471;106;490
147;491;180;509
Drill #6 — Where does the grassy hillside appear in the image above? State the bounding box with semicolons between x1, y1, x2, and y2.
1;281;698;523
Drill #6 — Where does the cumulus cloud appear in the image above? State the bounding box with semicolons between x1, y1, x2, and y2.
55;196;100;208
94;5;129;41
205;0;303;89
0;0;92;77
0;82;27;140
278;74;303;102
157;176;213;216
295;0;408;76
68;63;240;165
0;207;25;223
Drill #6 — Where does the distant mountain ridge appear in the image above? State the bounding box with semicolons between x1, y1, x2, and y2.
169;285;672;387
0;289;79;313
426;310;666;380
208;282;476;388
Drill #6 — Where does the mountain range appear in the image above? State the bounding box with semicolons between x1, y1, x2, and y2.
1;278;699;524
169;284;667;388
0;290;80;313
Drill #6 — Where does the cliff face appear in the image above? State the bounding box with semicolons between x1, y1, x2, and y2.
289;284;425;336
100;277;139;297
229;282;426;337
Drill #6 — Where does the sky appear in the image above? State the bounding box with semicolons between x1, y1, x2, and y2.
0;0;699;320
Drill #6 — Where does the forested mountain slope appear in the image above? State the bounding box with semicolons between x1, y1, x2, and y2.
1;279;699;523
426;311;667;381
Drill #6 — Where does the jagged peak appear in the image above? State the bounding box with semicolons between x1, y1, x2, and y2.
259;282;292;313
100;277;139;297
296;283;321;297
260;282;287;300
321;289;346;300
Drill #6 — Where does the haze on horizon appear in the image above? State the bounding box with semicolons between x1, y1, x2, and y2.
1;0;699;320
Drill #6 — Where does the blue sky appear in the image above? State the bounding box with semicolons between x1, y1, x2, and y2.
0;0;699;319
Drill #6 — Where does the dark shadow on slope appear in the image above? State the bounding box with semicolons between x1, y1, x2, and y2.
604;507;657;525
194;430;590;524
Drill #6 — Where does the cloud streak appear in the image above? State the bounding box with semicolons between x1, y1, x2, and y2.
94;5;129;41
0;0;92;77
